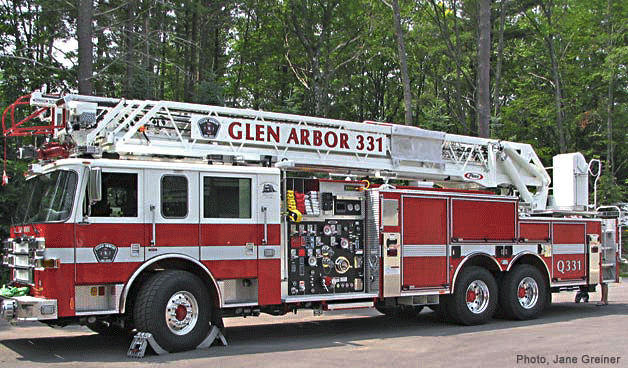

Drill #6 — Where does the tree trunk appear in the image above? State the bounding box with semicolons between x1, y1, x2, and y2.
541;2;566;153
124;1;136;98
231;8;253;107
547;34;566;153
77;0;93;95
159;2;166;99
94;14;106;96
606;0;615;170
391;0;413;126
477;0;490;138
607;72;615;170
493;0;506;118
144;13;151;98
184;8;198;102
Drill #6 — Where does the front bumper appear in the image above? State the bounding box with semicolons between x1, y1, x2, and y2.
0;296;57;322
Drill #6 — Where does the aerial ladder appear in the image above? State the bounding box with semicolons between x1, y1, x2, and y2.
4;92;556;211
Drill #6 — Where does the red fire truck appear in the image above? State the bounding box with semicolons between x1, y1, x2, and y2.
0;93;621;353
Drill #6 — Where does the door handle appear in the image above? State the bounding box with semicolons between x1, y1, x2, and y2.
245;242;255;256
150;204;156;246
261;206;268;245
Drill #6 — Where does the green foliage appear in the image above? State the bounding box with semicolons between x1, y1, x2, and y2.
0;0;628;213
196;75;225;106
0;161;27;239
596;171;625;206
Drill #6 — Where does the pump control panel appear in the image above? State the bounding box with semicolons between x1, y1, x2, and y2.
288;219;365;296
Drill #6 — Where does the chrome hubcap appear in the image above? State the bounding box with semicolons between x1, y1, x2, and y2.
465;280;490;314
517;277;539;309
165;291;198;335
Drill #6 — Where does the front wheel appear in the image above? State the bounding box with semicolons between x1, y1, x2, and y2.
500;265;548;320
133;270;213;352
447;266;498;325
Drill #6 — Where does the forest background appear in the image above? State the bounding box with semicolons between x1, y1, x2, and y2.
0;0;627;246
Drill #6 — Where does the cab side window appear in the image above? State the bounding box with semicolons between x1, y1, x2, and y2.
203;177;251;218
161;175;188;218
90;173;138;217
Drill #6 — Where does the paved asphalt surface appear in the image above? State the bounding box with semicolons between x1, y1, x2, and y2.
0;280;626;368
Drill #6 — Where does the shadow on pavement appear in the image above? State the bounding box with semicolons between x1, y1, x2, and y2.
0;300;626;364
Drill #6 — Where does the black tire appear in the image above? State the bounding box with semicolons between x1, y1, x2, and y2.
431;295;454;322
447;266;498;325
133;270;212;352
500;264;548;320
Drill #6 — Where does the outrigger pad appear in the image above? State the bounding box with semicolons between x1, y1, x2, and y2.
127;326;227;358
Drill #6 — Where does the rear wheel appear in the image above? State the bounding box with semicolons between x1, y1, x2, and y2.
133;270;213;352
500;265;548;320
447;266;498;325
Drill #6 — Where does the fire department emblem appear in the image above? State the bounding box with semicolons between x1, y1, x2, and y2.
197;117;220;139
94;243;118;263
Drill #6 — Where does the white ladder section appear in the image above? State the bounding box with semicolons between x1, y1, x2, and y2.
31;92;550;210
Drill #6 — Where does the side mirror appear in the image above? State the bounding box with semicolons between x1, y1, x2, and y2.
88;168;102;204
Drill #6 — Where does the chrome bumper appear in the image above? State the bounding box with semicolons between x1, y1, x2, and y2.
0;296;57;322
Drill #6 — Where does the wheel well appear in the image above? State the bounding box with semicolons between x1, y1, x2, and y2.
122;256;221;317
509;253;551;287
451;254;502;292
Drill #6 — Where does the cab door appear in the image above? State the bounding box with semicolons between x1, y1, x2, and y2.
75;168;145;284
144;170;199;260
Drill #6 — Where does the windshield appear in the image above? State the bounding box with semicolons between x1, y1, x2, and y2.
14;170;78;224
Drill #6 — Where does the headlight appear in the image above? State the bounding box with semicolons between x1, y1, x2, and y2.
35;238;46;257
3;239;14;253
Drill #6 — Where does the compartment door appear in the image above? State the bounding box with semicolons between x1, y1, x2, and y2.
381;196;401;297
199;174;259;282
401;196;448;289
552;223;586;281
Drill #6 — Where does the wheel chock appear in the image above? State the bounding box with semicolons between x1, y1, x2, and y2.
128;326;227;358
127;332;167;358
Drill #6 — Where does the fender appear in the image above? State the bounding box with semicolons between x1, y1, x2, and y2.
450;252;502;293
119;254;222;313
508;251;552;283
506;251;552;280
